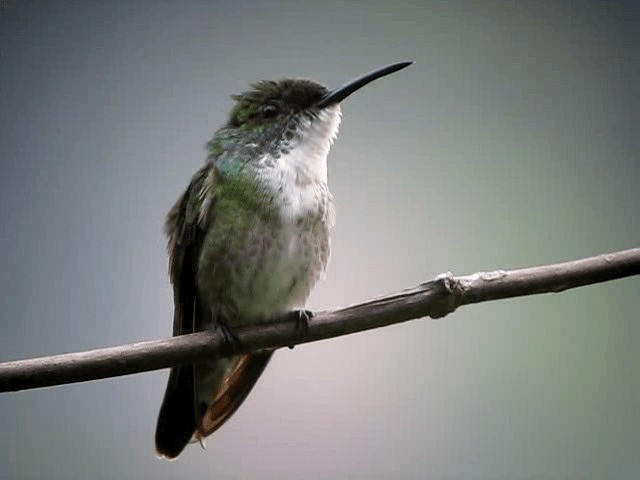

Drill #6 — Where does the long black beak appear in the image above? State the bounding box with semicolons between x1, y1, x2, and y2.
316;61;413;109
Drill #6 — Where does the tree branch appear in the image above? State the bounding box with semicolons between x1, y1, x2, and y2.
1;248;638;393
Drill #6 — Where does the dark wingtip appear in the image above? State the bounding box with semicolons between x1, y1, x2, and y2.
155;365;197;460
155;445;181;461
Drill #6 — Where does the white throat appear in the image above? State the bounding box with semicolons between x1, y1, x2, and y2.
285;105;341;184
263;105;341;221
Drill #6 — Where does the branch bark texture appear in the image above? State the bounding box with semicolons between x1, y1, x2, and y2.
1;248;638;393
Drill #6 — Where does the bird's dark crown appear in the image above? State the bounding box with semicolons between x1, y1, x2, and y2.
227;79;329;130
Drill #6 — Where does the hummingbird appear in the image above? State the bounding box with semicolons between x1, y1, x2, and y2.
155;61;413;459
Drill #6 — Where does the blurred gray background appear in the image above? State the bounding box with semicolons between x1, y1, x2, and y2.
1;1;638;479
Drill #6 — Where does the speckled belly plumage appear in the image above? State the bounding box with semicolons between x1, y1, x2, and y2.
196;196;331;326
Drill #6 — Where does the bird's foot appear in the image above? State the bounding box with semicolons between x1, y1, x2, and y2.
217;320;242;352
287;309;313;349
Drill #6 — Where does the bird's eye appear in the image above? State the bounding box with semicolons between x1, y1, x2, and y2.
262;104;278;118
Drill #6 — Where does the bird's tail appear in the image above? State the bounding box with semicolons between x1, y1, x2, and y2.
155;351;273;459
155;364;197;459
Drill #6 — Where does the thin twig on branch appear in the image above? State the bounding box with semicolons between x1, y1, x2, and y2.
1;248;638;393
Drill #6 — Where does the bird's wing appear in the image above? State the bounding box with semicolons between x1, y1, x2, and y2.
155;159;273;458
155;164;212;459
165;164;213;338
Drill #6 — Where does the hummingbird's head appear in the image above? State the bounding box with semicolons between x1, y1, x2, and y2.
220;79;341;186
227;79;331;132
211;62;413;184
226;78;341;167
